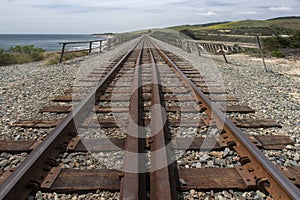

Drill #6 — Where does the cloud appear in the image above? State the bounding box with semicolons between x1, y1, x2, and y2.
205;1;235;7
27;0;194;15
269;6;292;11
238;11;258;15
206;11;217;16
30;0;190;10
197;11;217;16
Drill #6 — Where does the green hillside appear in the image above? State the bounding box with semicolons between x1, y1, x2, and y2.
169;21;230;31
199;20;269;30
199;18;300;31
266;18;300;30
168;17;300;35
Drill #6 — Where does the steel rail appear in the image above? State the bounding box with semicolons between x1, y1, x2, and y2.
148;37;300;200
147;39;178;200
120;38;147;199
0;37;143;200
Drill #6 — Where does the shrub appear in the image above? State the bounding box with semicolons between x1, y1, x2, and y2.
0;45;47;66
45;55;60;65
262;37;281;51
44;51;88;65
276;37;291;48
10;45;45;54
263;34;300;51
63;51;88;60
13;54;32;64
0;45;90;66
31;51;45;61
290;31;300;48
271;50;286;58
0;53;14;65
180;29;196;39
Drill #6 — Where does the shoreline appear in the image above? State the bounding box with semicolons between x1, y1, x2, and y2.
0;34;107;52
0;39;109;66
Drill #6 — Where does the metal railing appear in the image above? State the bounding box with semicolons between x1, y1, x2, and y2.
59;39;104;63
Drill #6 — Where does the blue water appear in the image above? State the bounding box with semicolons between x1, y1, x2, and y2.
0;34;105;51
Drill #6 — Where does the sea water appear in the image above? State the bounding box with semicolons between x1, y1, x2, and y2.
0;34;105;51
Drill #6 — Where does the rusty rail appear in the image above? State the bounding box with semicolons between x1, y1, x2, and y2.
120;39;147;199
149;37;300;199
148;41;177;200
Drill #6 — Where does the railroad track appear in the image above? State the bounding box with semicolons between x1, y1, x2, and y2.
0;36;300;199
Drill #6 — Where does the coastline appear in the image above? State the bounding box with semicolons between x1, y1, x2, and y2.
0;34;106;51
0;37;109;66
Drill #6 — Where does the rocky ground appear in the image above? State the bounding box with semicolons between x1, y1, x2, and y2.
0;38;299;199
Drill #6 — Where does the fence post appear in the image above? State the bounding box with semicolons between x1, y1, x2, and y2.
256;34;268;72
59;43;66;63
108;39;111;50
99;41;102;52
197;43;201;56
219;44;228;63
186;41;191;53
89;42;93;55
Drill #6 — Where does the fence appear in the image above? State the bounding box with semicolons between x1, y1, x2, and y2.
59;39;104;63
153;34;267;72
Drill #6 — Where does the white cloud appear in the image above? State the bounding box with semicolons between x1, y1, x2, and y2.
197;11;217;16
239;11;258;15
29;0;189;10
269;6;292;11
206;11;217;16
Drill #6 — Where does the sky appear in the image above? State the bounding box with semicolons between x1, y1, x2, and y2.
0;0;299;34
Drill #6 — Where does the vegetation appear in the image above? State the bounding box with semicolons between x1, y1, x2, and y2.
262;31;300;57
169;21;230;31
170;18;300;45
271;50;286;58
44;51;89;65
166;16;300;58
0;45;91;66
0;45;46;66
168;17;300;33
167;17;300;48
179;29;197;39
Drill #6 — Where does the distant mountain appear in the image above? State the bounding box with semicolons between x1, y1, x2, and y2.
167;16;300;33
268;16;300;21
168;21;230;31
199;21;231;27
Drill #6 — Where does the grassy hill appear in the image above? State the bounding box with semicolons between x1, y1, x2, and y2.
169;21;230;31
168;17;300;35
266;17;300;30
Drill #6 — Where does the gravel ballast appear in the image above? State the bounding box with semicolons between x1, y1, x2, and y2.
1;37;299;199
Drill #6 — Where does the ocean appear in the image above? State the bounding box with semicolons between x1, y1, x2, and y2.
0;34;105;51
